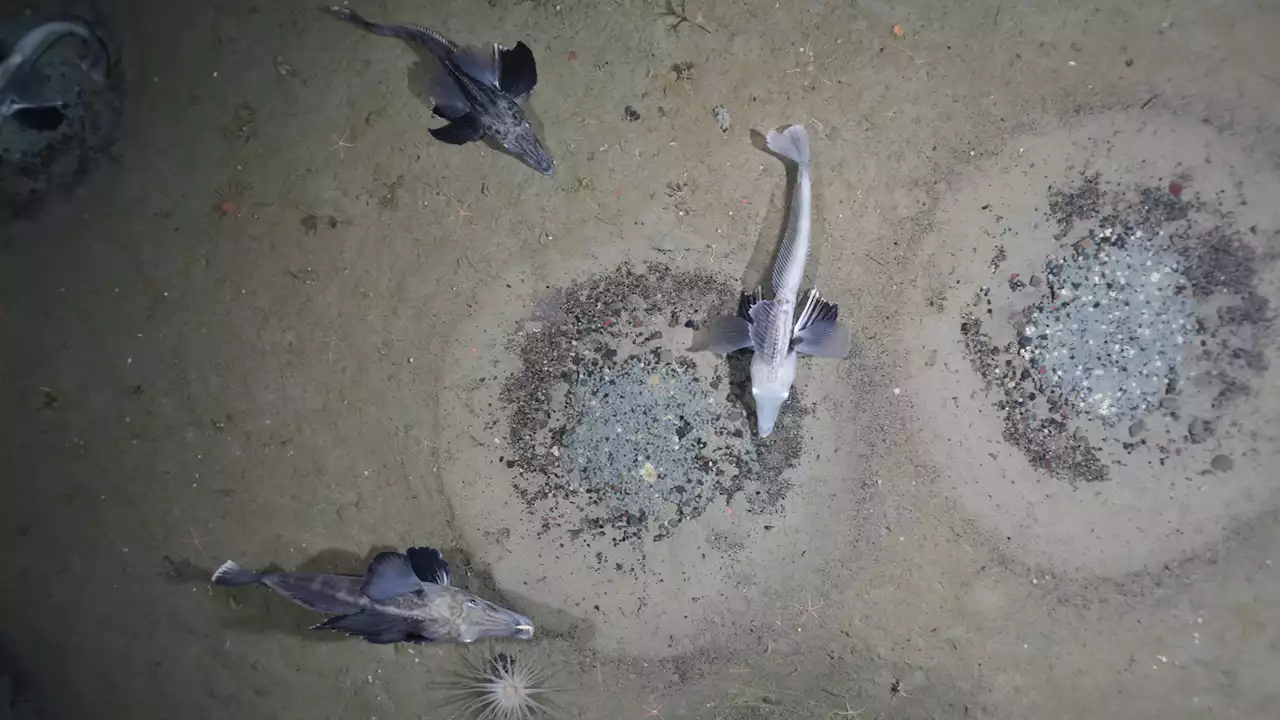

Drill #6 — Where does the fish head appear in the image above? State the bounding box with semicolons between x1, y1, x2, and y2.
750;351;798;438
500;119;555;176
448;588;536;643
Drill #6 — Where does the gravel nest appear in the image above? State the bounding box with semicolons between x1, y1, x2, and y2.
500;262;804;545
961;175;1270;485
0;14;124;225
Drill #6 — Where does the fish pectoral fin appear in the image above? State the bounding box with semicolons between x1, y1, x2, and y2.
406;546;451;586
315;610;421;644
705;316;754;354
792;292;850;358
497;41;537;100
8;105;67;132
429;114;485;145
361;552;423;600
453;43;501;87
427;73;471;121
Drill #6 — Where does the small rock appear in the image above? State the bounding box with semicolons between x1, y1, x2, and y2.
1210;454;1234;472
684;319;700;330
659;349;674;363
1188;417;1204;438
712;105;731;133
1073;426;1087;440
924;349;937;367
623;105;641;122
1160;396;1178;410
1128;420;1145;438
1029;275;1044;288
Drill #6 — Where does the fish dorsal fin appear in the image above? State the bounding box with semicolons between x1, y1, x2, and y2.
453;43;500;88
361;552;422;600
497;41;537;101
406;546;451;585
747;299;782;355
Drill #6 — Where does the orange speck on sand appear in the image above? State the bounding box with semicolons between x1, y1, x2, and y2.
567;50;577;61
892;23;905;38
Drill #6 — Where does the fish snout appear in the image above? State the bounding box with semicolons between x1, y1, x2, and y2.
751;389;789;438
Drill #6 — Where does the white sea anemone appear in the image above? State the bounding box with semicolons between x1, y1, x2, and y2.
450;649;555;720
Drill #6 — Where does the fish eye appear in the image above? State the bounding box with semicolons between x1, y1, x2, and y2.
466;599;479;608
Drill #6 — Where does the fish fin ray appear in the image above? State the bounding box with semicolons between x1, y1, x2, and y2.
315;610;420;644
706;316;753;354
454;43;501;87
406;546;451;586
747;299;782;352
497;41;537;99
427;73;470;120
361;552;422;600
429;114;485;145
793;290;849;357
211;560;260;586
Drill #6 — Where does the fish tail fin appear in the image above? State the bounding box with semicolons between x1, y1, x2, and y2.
766;124;810;169
324;7;456;56
325;6;377;32
211;560;261;587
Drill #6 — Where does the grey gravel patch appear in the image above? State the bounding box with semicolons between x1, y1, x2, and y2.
1020;223;1196;426
501;262;804;545
960;175;1271;485
0;16;124;225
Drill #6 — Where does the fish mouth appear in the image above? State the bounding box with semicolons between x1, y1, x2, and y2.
514;623;535;639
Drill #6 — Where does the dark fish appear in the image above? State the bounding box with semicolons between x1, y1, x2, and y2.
326;6;554;176
0;14;109;132
211;546;535;645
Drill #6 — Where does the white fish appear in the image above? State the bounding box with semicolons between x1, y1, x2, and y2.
705;124;849;437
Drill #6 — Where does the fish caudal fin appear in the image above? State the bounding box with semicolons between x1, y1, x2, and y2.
316;610;426;644
211;560;261;587
766;124;810;169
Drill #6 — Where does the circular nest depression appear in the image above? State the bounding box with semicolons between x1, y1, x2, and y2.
500;262;805;546
1;15;124;224
959;174;1269;486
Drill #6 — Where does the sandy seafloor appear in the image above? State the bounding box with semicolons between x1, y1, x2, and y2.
3;0;1280;718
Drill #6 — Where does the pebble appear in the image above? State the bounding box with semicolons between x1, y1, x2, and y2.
1188;417;1205;438
712;105;731;133
1210;454;1234;472
1128;420;1145;438
1160;396;1179;410
659;349;674;363
1029;274;1044;288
